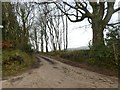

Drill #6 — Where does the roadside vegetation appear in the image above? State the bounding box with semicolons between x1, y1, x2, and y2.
2;49;36;77
43;48;119;77
0;55;1;69
2;3;36;78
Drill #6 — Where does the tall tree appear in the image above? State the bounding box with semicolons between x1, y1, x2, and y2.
43;3;49;52
2;2;21;48
54;0;120;48
15;2;34;50
34;2;68;52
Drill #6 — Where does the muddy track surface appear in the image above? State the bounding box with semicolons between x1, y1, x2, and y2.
2;55;118;88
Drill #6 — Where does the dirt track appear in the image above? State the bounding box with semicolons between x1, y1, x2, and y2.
2;55;118;88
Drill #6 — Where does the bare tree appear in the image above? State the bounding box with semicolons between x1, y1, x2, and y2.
15;2;35;50
54;0;120;48
35;2;69;52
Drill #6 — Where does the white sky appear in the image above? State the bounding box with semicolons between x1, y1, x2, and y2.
68;19;92;48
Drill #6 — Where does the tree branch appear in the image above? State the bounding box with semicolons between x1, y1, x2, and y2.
54;1;89;22
114;7;120;13
103;2;114;25
107;21;120;26
63;1;84;15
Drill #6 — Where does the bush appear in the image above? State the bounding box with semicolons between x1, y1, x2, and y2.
2;49;35;77
3;53;24;65
89;44;118;69
21;44;32;53
87;58;96;65
60;50;90;62
46;48;118;70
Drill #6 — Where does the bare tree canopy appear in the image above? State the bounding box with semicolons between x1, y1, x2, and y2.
54;0;120;47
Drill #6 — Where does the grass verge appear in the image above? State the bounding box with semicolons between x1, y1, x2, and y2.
2;49;36;78
41;50;118;77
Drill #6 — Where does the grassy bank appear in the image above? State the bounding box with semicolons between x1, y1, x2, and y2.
42;50;118;77
2;49;36;77
0;49;2;77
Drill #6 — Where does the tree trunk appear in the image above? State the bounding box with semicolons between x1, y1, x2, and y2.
44;27;48;53
45;39;48;53
58;43;61;51
65;16;68;50
53;43;56;51
112;40;118;64
92;20;105;48
41;30;44;52
34;28;38;52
